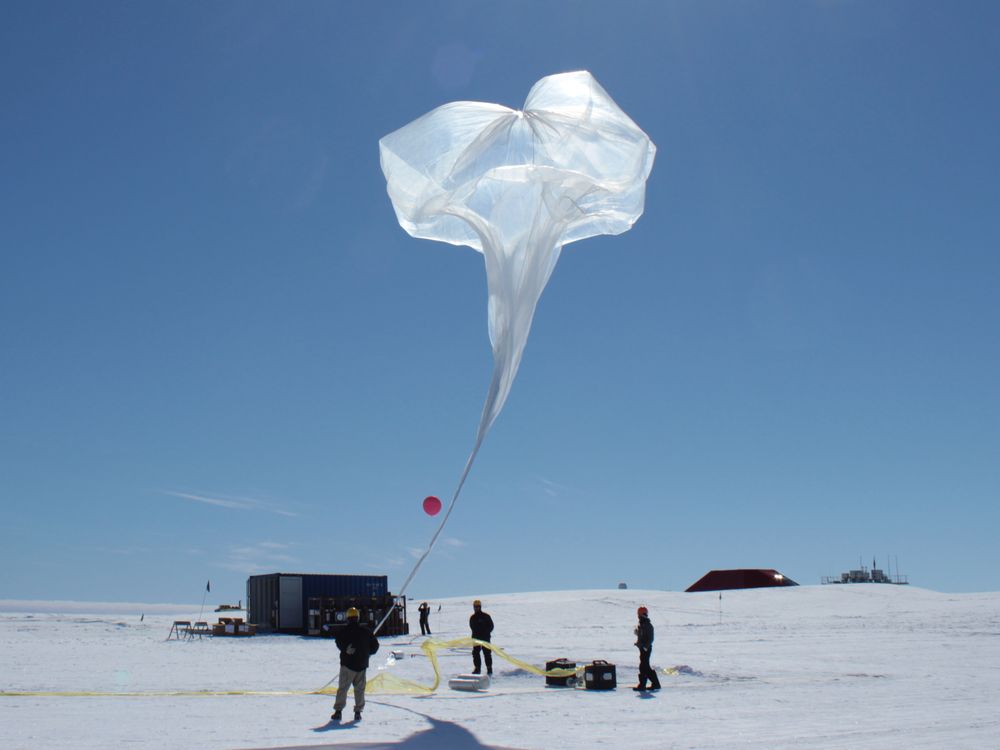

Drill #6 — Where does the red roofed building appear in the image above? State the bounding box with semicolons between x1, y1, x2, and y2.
685;569;798;592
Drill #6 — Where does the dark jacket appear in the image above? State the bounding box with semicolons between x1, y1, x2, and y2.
635;615;654;652
335;621;380;671
418;603;430;621
469;610;494;641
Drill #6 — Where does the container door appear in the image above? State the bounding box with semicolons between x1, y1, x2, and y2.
279;576;303;630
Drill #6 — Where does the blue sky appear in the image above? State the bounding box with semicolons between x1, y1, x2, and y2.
2;1;998;604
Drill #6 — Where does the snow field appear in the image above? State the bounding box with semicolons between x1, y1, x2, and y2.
2;586;998;749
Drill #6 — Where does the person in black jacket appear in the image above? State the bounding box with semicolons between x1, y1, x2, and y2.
633;605;660;691
469;599;494;675
418;601;431;635
332;607;380;721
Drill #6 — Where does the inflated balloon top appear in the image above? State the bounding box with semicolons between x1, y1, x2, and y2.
381;70;654;463
376;71;655;618
422;495;442;516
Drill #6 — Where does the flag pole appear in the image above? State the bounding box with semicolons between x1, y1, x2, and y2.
199;581;210;621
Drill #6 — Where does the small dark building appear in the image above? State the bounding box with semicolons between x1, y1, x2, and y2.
685;568;798;593
246;573;408;636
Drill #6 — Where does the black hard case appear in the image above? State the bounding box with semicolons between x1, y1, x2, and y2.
545;658;577;686
583;660;617;690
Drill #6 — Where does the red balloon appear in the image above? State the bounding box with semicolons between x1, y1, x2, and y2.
422;496;442;516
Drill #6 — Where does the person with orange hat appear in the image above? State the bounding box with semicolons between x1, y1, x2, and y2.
633;605;660;691
332;607;380;722
469;599;494;675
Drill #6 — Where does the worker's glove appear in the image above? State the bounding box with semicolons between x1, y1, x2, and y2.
346;644;356;655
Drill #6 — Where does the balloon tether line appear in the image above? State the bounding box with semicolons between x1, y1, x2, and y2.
316;441;483;696
372;415;491;637
369;347;505;640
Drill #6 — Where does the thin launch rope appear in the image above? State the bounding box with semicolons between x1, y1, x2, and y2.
373;426;485;635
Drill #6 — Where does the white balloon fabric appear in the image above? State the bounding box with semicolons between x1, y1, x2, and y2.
376;71;655;614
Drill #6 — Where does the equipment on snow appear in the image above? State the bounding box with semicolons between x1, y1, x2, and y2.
448;673;491;692
584;660;617;690
545;658;578;687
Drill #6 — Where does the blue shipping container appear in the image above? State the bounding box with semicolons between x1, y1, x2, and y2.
247;573;390;634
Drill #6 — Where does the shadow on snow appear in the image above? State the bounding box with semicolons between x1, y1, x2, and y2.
248;711;523;750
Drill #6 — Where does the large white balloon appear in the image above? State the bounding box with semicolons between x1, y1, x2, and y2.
377;71;655;612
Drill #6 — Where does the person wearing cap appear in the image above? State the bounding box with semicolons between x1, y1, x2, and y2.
332;607;380;722
633;605;660;691
418;601;432;635
469;599;494;675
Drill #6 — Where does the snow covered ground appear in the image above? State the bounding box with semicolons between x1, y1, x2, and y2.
2;585;998;749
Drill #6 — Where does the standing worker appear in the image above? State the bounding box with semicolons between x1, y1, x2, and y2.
469;599;494;675
332;607;380;722
418;601;432;635
633;605;661;691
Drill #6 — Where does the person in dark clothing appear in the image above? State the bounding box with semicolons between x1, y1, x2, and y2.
633;605;661;691
469;599;494;675
418;601;431;635
332;607;380;721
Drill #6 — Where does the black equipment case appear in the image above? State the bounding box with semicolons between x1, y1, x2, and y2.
545;658;577;686
584;660;617;690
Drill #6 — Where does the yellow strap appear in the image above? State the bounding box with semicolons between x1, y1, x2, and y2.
366;637;581;695
3;638;675;698
0;689;323;698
